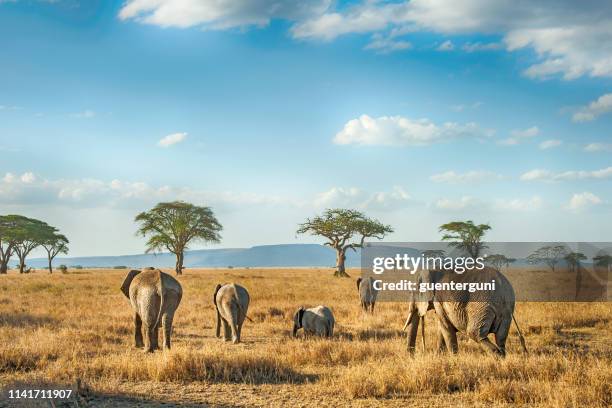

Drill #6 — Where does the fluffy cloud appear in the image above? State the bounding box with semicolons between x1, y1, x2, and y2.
0;171;286;209
539;139;562;150
499;126;539;146
314;186;412;211
158;132;187;147
462;42;502;52
437;40;454;51
118;0;330;30
293;1;612;80
429;170;500;184
584;143;612;153
333;114;492;146
521;167;612;182
566;192;602;211
495;196;543;211
364;33;412;54
433;196;481;212
572;93;612;122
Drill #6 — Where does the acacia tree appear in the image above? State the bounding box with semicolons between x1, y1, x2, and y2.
0;215;18;274
10;216;51;274
439;220;491;258
297;209;393;277
564;252;587;273
135;201;222;275
593;253;612;273
526;245;568;272
41;231;69;274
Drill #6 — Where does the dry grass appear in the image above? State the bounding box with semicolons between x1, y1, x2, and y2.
0;268;610;407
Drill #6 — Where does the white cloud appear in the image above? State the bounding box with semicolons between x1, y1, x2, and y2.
498;126;539;146
314;186;413;211
158;132;187;147
119;0;330;30
462;42;502;52
364;33;412;54
333;114;492;146
566;192;602;211
430;170;500;184
521;167;612;182
495;196;543;211
539;139;562;150
20;172;36;183
572;93;612;122
437;40;454;51
434;196;481;211
292;1;612;80
450;101;482;112
584;143;612;153
71;109;95;119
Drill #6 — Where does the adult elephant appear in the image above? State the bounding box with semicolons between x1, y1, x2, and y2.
214;283;250;344
356;276;377;313
120;268;182;352
403;267;527;357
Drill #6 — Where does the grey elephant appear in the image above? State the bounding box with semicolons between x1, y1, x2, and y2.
403;267;527;357
214;283;250;344
292;305;335;338
120;268;182;353
356;276;377;313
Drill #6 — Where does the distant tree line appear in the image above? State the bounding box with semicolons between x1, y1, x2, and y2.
0;215;69;274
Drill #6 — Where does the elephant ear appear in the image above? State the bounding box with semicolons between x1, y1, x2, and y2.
294;307;305;328
120;269;141;298
356;277;362;292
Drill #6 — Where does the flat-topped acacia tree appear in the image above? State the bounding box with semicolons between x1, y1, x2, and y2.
135;201;222;275
297;209;393;277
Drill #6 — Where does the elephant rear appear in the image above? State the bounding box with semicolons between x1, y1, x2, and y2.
214;283;250;344
357;277;377;312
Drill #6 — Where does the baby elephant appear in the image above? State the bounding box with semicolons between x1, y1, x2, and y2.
120;268;182;353
356;276;377;313
292;305;335;338
214;283;250;344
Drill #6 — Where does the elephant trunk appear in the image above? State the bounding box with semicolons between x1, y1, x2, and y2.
405;309;420;354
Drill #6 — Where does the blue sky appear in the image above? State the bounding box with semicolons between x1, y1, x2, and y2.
0;0;611;256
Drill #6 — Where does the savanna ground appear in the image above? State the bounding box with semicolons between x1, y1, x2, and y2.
0;268;610;407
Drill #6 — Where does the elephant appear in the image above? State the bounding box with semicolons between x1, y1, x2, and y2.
214;283;250;344
356;276;377;313
292;305;335;338
120;268;182;353
402;267;527;357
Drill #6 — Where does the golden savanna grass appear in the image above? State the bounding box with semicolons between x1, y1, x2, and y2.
0;268;610;407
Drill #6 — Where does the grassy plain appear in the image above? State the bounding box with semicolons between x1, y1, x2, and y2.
0;268;610;407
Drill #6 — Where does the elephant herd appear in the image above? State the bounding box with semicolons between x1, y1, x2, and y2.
120;266;527;357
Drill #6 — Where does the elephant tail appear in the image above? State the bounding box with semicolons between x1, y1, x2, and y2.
512;314;528;354
234;295;254;323
155;286;165;330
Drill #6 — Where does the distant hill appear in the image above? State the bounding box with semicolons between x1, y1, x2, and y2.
18;244;362;269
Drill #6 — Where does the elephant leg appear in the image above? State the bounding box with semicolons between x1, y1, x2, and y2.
151;324;160;351
134;313;144;348
162;312;175;350
142;324;155;353
437;318;458;354
494;319;511;357
477;336;503;356
436;330;447;353
222;319;231;341
230;318;240;344
370;302;375;314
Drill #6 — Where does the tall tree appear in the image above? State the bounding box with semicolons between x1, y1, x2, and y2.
11;216;51;273
297;209;393;277
439;220;491;258
0;215;19;274
41;231;69;274
564;252;587;273
135;201;222;275
593;253;612;273
526;245;568;272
